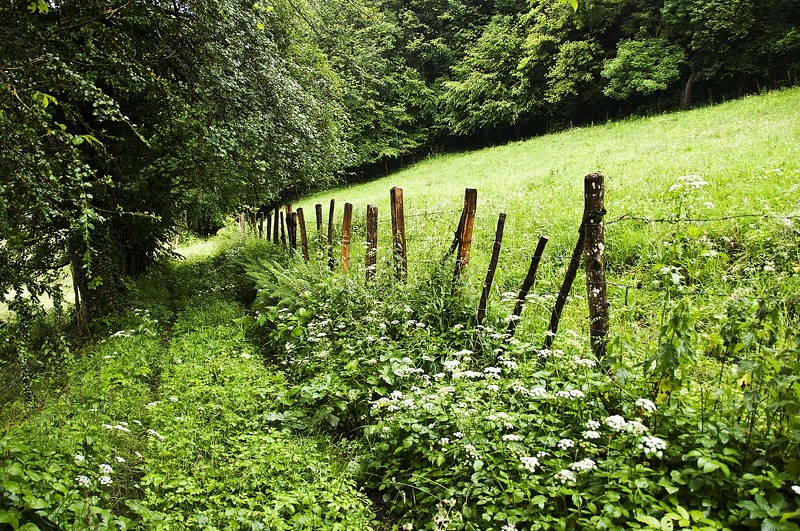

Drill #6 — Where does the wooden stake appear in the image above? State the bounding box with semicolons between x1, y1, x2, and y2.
273;207;280;244
315;203;324;247
390;187;407;282
327;199;335;271
366;204;378;281
507;236;549;340
477;213;506;326
289;212;298;255
584;172;608;359
297;208;309;263
341;202;353;273
280;211;286;249
453;188;478;279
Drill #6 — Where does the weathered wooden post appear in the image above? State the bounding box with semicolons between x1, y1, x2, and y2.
315;203;324;248
584;173;608;359
366;204;378;281
280;211;287;249
327;199;335;271
390;187;407;282
477;213;506;327
273;207;280;245
341;202;353;273
297;208;309;263
506;236;548;340
289;212;298;255
453;188;477;280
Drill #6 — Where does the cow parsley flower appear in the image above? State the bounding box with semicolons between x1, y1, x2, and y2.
520;456;540;473
636;398;657;413
639;436;667;457
625;420;649;436
570;458;597;472
557;438;575;450
555;469;577;484
605;415;627;431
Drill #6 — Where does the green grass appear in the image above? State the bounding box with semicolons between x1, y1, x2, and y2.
290;88;800;344
297;88;799;272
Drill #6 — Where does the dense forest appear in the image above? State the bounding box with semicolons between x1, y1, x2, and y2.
2;0;799;326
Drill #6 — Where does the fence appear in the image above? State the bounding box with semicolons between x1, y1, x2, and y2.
243;173;614;358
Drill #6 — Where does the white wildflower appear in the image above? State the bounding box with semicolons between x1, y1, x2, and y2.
605;415;627;431
636;398;657;413
557;438;575;450
520;456;539;473
570;458;597;472
555;469;577;484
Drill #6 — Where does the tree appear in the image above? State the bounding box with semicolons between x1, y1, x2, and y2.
1;0;345;329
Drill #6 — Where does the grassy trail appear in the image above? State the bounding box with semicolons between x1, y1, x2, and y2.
1;239;376;530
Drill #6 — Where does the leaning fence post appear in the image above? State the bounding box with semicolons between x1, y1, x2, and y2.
390;187;407;282
584;172;608;359
506;236;548;340
327;199;335;271
341;202;353;273
477;213;506;327
366;204;378;281
453;188;478;280
297;208;309;263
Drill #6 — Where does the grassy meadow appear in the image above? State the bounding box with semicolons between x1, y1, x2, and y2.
2;88;800;530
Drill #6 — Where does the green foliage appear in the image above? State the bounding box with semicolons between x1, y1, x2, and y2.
602;38;686;100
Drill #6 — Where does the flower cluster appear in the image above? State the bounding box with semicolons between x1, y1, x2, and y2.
520;456;540;473
639;436;667;457
570;458;597;472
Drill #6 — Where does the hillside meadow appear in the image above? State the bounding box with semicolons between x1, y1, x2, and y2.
2;88;800;530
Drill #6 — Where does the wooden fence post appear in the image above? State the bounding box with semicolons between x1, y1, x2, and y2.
366;204;378;281
453;188;478;280
297;208;309;262
584;173;608;359
477;213;506;327
390;187;407;282
315;203;324;248
280;211;286;249
273;207;280;245
341;202;353;273
506;236;548;340
289;212;298;255
327;199;335;270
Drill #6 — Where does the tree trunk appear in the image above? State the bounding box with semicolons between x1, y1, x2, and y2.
681;70;696;110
